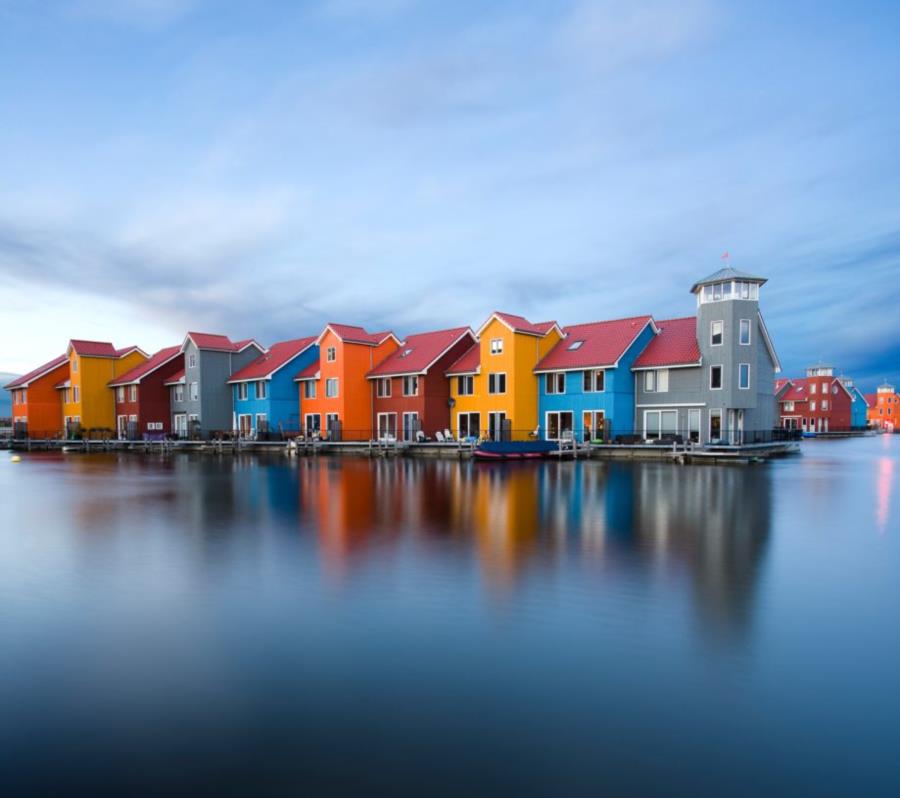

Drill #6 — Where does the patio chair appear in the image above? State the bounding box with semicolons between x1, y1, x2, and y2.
443;429;455;442
435;430;446;442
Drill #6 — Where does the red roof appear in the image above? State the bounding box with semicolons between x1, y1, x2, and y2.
186;332;239;351
632;317;701;368
778;381;809;402
865;393;878;405
367;327;472;377
323;323;395;346
535;316;653;372
445;343;480;375
164;369;185;386
4;354;68;389
114;345;144;357
228;337;316;382
69;339;118;357
294;358;320;381
108;346;182;387
489;312;559;337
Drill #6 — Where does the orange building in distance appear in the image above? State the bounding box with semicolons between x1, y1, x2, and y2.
867;382;898;431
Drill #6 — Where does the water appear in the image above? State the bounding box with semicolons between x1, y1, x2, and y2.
1;437;898;796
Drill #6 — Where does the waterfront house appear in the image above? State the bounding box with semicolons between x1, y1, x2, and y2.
367;326;475;441
4;354;69;438
60;340;148;435
228;337;318;438
107;346;184;439
775;366;857;433
446;312;562;441
840;378;869;429
866;382;898;431
534;315;657;442
296;324;399;440
631;268;781;443
169;332;265;439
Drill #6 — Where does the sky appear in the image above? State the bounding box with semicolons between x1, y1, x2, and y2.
1;0;899;389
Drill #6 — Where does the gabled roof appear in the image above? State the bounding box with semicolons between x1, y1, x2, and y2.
367;327;474;378
477;311;561;338
163;369;185;386
632;317;701;369
228;337;317;383
865;393;880;405
108;346;182;387
690;266;767;294
534;316;655;373
68;340;148;359
778;381;809;403
182;332;265;354
445;343;480;376
293;359;321;381
318;323;399;347
4;354;68;389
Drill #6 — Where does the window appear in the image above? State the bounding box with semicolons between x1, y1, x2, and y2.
402;375;418;396
568;340;584;350
377;413;397;439
305;414;321;436
644;370;656;392
456;375;474;396
376;378;391;398
810;401;817;412
129;385;137;402
188;353;196;368
656;369;669;393
458;412;480;440
713;283;723;301
326;347;336;362
545;372;565;394
583;370;605;392
688;409;701;443
256;381;267;400
326;378;338;397
490;338;503;355
644;409;678;440
256;413;267;431
810;383;817;394
739;319;751;345
190;381;199;401
821;400;829;411
116;387;125;402
71;358;78;373
488;373;506;394
303;381;316;399
785;401;795;412
237;383;248;401
129;414;138;423
739;282;750;299
822;383;829;394
710;365;723;390
545;411;574;441
174;384;184;402
739;363;750;390
709;409;722;441
399;348;413;358
402;412;419;441
73;386;79;402
710;320;723;346
832;384;839;395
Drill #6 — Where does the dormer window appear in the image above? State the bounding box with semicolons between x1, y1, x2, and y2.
400;349;413;358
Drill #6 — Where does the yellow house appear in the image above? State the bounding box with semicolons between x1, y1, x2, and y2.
447;312;562;441
60;340;148;432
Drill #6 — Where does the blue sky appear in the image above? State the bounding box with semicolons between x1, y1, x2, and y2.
1;0;898;389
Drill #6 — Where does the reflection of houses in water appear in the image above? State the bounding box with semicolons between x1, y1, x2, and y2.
632;464;772;639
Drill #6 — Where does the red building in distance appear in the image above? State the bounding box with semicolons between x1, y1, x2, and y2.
776;365;855;433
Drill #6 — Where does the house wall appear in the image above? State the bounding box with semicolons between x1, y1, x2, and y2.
633;364;704;438
116;355;183;436
868;389;897;429
233;344;318;433
537;323;654;439
13;362;68;435
64;350;146;429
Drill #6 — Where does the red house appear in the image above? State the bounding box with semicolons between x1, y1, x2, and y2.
367;326;475;441
107;345;184;439
775;365;854;433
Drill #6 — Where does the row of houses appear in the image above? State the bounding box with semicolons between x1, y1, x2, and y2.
4;266;889;444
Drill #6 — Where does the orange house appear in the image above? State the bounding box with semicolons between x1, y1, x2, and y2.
295;324;399;440
867;382;898;431
4;354;70;437
59;340;148;433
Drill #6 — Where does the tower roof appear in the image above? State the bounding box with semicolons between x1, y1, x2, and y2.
690;266;767;294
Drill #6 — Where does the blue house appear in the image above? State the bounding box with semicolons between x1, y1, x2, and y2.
534;316;657;442
841;378;869;429
228;337;318;437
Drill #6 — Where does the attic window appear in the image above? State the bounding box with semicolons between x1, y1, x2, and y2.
567;340;584;351
400;348;413;358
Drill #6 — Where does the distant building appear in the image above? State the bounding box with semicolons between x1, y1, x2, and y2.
776;366;863;433
4;354;69;437
866;382;898;431
632;267;781;443
107;346;184;439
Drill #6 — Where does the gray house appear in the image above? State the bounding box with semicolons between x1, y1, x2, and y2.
168;332;265;438
631;267;781;444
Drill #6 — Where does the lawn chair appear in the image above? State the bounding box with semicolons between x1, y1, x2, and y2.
443;428;455;442
435;430;446;442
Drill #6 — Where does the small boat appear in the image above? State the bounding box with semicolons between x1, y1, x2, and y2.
474;440;559;460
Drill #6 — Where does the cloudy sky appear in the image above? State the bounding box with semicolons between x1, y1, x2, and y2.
1;0;898;387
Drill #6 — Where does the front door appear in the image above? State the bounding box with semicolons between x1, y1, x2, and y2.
239;414;252;437
488;412;506;442
117;415;127;440
377;413;397;440
402;412;419;442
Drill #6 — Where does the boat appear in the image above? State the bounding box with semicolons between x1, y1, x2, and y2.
474;440;559;460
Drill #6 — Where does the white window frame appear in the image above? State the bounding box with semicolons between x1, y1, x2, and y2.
709;365;723;391
305;413;321;435
644;370;656;392
545;372;565;395
129;385;137;402
376;412;397;439
643;409;678;440
402;411;419;441
656;369;669;393
488;372;507;395
303;381;316;399
456;375;474;396
710;320;724;347
739;319;751;345
190;381;199;401
583;369;605;393
188;353;196;368
376;378;391;398
490;338;503;355
821;399;829;411
174;384;184;402
72;358;78;373
739;363;751;391
257;381;267;400
255;413;267;429
116;387;125;403
326;346;336;362
545;410;574;441
237;383;248;401
402;375;419;397
73;386;80;402
457;411;480;440
325;378;339;398
810;401;817;412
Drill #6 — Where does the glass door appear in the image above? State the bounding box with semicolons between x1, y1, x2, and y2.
488;412;506;442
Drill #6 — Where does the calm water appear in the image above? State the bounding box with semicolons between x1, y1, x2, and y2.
2;437;899;796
